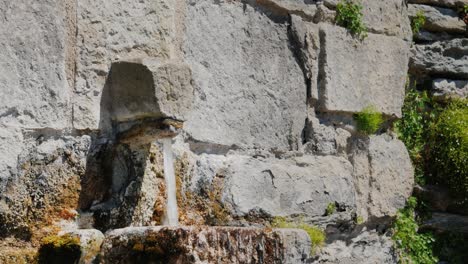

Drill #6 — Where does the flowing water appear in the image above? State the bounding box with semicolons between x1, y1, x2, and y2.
162;138;179;226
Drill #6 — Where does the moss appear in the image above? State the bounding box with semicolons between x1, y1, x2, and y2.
271;217;325;254
38;234;81;264
354;105;384;135
411;10;426;34
429;99;468;199
325;202;336;216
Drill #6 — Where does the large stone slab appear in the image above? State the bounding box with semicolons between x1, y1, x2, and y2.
318;24;410;117
324;0;412;39
350;135;414;221
410;38;468;79
73;0;180;129
409;4;466;34
317;231;397;264
219;154;355;218
183;1;306;150
408;0;468;9
0;1;72;129
100;226;312;264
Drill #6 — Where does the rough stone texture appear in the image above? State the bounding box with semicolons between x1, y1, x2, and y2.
318;24;410;117
0;1;72;129
220;154;356;218
90;142;166;229
0;135;91;239
409;4;466;34
414;29;457;42
323;0;412;39
100;226;312;264
361;0;412;40
317;231;397;264
109;59;194;122
432;78;468;98
302;116;351;156
256;0;318;20
183;0;306;151
350;135;414;221
74;0;180;130
422;212;468;233
408;0;468;8
0;126;23;192
58;229;105;264
410;38;468;79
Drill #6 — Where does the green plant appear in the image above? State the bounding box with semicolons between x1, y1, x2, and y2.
458;5;468;24
429;98;468;199
271;217;325;254
392;197;438;264
336;0;368;39
355;215;364;225
325;202;336;216
354;105;384;135
412;10;426;34
395;87;436;185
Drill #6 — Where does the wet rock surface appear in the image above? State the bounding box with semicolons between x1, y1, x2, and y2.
100;226;311;264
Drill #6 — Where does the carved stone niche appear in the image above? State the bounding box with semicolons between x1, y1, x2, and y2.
88;59;193;230
109;58;194;124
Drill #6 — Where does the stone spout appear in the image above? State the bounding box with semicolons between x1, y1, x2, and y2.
109;58;194;123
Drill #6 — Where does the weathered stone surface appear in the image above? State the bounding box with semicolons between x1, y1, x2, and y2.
422;212;468;233
318;24;410;117
414;29;456;42
256;0;318;20
323;0;412;39
58;229;105;264
361;0;412;40
408;0;468;9
432;78;468;98
0;135;91;239
302;115;351;156
109;59;194;122
100;226;311;264
409;4;466;34
90;142;166;229
183;0;306;150
220;154;355;218
350;135;414;221
317;231;397;264
410;38;468;79
74;0;181;129
0;1;72;129
0;126;23;192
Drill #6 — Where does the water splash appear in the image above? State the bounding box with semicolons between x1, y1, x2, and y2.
162;138;179;226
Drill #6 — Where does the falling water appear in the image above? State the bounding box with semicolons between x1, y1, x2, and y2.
162;138;179;226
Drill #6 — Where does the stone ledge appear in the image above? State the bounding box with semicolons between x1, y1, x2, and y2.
100;226;311;264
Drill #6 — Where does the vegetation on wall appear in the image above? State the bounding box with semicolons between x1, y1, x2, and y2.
271;217;325;254
336;0;368;39
411;10;426;34
392;197;438;264
428;98;468;199
325;202;336;216
354;105;384;135
395;87;436;185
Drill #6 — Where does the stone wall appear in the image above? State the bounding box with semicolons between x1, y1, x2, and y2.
0;0;421;263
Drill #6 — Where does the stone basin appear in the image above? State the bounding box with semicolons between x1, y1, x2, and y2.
100;226;312;264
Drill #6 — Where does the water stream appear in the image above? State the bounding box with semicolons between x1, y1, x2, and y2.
162;138;179;226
